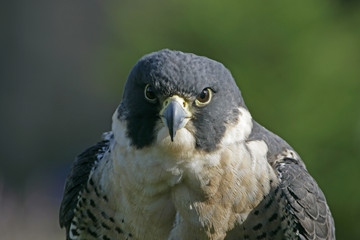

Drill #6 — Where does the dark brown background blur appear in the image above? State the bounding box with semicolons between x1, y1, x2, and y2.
1;0;359;239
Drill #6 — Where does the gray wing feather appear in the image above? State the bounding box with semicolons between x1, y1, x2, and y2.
276;158;335;240
249;120;335;239
59;140;110;237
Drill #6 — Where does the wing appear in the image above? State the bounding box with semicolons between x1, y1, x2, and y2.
275;158;335;240
59;139;110;238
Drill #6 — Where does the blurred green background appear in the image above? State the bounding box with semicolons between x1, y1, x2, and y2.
1;0;359;239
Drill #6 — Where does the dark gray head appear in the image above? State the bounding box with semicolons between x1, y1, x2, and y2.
116;49;247;152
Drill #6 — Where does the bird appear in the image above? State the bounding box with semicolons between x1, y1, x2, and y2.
59;49;335;240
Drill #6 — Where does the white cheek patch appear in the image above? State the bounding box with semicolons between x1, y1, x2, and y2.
221;107;253;146
111;110;130;148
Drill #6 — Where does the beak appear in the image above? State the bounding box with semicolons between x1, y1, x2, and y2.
160;95;192;141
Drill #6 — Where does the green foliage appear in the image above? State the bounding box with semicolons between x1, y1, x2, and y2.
99;1;360;238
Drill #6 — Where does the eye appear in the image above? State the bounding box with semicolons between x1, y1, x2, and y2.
144;84;157;103
195;88;212;106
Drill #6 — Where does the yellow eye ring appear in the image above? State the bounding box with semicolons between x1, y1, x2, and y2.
144;84;157;103
195;88;212;106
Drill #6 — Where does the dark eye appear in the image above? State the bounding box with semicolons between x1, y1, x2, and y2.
195;88;212;106
144;84;157;103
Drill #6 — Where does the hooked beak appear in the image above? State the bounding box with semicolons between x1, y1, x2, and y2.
160;96;192;141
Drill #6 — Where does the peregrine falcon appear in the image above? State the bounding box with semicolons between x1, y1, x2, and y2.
59;49;335;240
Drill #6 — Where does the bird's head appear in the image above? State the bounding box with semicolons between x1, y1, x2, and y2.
112;49;251;153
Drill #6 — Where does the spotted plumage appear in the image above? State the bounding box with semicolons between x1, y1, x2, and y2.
59;49;335;239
